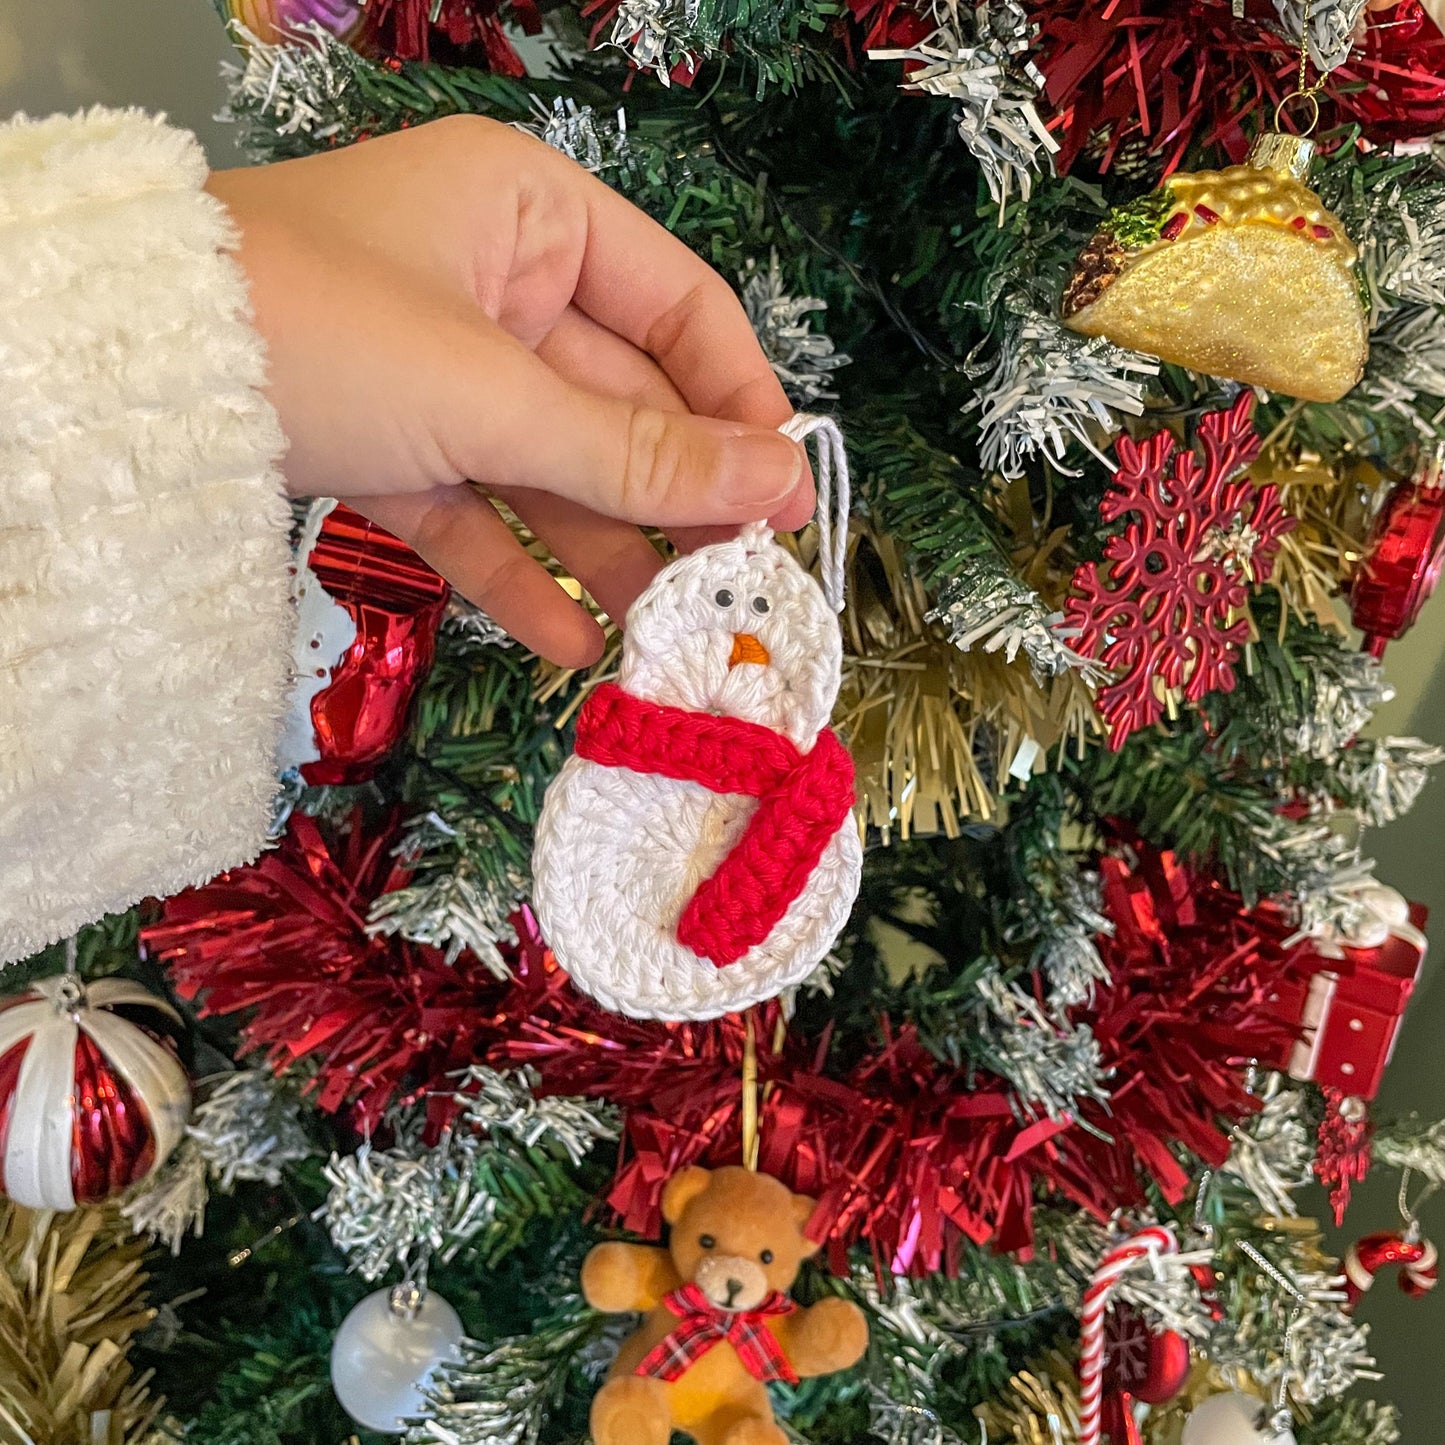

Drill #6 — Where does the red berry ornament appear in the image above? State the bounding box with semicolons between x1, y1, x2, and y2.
300;504;449;786
1350;457;1445;658
0;975;191;1211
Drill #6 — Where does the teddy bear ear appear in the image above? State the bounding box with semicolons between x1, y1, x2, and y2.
661;1166;713;1225
791;1192;822;1257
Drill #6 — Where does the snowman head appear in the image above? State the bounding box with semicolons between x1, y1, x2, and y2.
620;524;842;747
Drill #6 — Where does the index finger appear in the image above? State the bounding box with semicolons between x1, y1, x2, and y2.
568;169;794;428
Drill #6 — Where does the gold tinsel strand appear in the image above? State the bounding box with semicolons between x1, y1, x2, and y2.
0;1204;160;1445
974;1348;1085;1444
1246;451;1384;632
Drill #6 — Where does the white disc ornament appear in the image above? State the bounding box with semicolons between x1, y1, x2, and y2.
1181;1393;1297;1445
331;1284;466;1433
533;512;863;1021
0;974;190;1211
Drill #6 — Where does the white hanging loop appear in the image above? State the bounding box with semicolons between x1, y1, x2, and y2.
780;413;852;614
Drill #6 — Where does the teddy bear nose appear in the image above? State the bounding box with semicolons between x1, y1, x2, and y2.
725;1277;744;1302
728;633;770;669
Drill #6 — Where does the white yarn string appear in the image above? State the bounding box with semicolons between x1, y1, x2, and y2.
781;413;852;613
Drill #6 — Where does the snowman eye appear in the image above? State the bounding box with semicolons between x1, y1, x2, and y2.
751;596;770;615
714;589;735;608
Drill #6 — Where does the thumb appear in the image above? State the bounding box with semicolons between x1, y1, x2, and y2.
438;317;813;527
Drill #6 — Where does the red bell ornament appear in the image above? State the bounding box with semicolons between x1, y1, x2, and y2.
1344;1230;1439;1309
298;503;449;786
0;975;191;1211
1266;882;1426;1101
1350;453;1445;658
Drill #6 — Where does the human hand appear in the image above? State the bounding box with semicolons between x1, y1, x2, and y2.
206;115;812;667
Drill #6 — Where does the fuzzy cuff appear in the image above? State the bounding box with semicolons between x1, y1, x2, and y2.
0;109;293;965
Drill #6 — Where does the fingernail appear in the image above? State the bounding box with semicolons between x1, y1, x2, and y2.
719;431;807;514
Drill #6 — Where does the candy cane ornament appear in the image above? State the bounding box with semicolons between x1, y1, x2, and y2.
1078;1225;1181;1445
1344;1230;1439;1309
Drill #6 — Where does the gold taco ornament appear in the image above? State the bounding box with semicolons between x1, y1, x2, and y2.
1061;131;1369;404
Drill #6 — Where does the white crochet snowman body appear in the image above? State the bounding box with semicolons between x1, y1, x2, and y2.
532;523;863;1021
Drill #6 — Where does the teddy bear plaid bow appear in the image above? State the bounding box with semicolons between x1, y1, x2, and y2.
633;1283;801;1385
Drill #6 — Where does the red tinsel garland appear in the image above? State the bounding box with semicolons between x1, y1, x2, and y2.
147;814;1310;1271
500;843;1310;1272
1028;0;1445;174
364;0;540;69
143;813;521;1131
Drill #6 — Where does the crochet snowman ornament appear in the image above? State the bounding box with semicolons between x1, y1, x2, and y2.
533;419;863;1021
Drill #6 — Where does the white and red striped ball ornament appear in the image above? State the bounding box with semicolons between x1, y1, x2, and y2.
1344;1229;1439;1308
0;975;190;1211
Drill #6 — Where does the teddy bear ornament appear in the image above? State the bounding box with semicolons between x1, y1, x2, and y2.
533;416;863;1021
582;1165;869;1445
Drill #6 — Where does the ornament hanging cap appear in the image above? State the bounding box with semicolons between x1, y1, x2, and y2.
780;413;851;613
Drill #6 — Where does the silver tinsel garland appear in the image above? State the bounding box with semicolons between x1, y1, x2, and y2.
404;1301;607;1445
1363;303;1445;434
220;24;357;158
926;558;1099;683
870;0;1058;208
606;0;699;85
742;253;850;407
976;975;1110;1122
530;97;631;174
123;1070;313;1253
1374;1115;1445;1187
1333;736;1445;828
1354;178;1445;311
1285;650;1392;761
321;1069;615;1281
1219;1076;1316;1218
1271;0;1370;72
1031;869;1113;1010
968;307;1157;480
443;595;514;650
867;1386;968;1445
366;811;528;972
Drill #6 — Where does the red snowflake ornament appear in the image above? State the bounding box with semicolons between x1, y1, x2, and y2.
1065;394;1294;750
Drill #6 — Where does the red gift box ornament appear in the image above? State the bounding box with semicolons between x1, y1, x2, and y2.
285;501;449;786
1279;881;1427;1102
1350;450;1445;658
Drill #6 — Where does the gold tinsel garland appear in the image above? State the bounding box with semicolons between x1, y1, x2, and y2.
0;1204;160;1445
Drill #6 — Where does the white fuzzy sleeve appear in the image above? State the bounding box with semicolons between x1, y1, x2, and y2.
0;109;294;965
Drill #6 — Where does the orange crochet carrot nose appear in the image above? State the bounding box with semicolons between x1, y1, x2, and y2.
728;633;771;668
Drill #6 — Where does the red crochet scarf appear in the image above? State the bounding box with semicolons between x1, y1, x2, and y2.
574;682;856;967
633;1283;799;1385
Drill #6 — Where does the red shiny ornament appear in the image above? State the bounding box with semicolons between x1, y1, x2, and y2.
1104;1305;1192;1405
1064;394;1294;749
1344;1229;1439;1308
301;503;448;786
0;976;190;1212
1350;461;1445;659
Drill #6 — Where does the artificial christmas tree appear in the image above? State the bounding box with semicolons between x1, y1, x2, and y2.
8;1;1445;1442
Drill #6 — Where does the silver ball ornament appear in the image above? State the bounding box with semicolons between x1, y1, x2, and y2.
331;1284;465;1433
1182;1392;1298;1445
